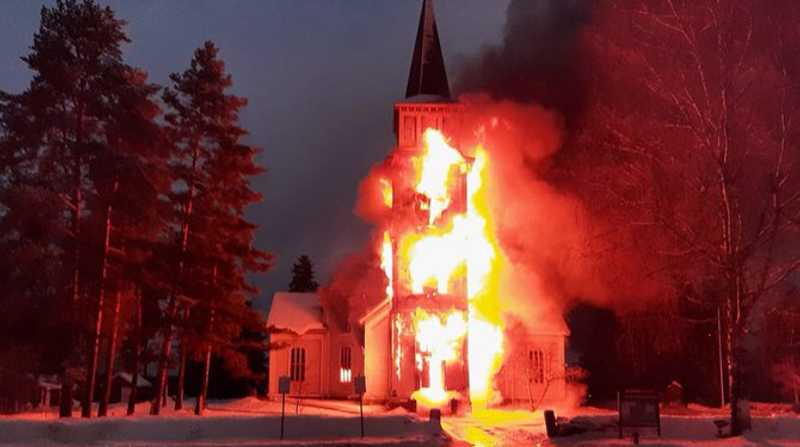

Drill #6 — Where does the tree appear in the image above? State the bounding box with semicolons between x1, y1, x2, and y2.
151;41;272;415
0;0;167;418
577;0;800;433
764;287;800;405
289;255;319;293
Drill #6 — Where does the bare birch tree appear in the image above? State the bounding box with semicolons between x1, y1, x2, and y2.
579;0;800;434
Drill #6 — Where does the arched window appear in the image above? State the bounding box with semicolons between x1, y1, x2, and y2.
290;347;306;382
340;346;352;383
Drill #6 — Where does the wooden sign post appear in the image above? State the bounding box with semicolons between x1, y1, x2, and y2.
278;376;290;440
354;375;366;438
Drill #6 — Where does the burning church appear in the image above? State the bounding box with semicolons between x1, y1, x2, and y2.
268;0;569;411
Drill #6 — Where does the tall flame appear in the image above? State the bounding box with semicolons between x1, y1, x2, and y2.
465;147;504;411
381;129;503;411
414;129;467;225
412;309;467;405
380;230;393;301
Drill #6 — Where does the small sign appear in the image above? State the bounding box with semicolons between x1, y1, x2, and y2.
354;375;366;395
618;389;661;438
278;376;290;394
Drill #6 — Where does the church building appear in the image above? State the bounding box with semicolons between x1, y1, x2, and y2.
267;0;569;407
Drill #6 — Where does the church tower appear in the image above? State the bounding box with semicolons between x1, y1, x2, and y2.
394;0;464;151
387;0;469;405
360;0;570;409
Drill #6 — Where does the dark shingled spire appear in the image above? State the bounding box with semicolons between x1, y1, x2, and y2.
405;0;451;99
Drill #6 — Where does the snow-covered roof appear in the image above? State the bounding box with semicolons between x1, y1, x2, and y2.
359;297;391;325
267;292;326;335
115;372;152;387
530;317;571;336
37;376;61;390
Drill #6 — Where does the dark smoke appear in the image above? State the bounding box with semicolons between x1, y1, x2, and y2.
454;0;592;122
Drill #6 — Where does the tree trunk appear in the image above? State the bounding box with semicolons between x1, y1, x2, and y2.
175;306;189;411
60;161;83;419
195;342;213;416
99;289;121;417
150;299;176;415
127;288;143;416
152;147;198;415
59;375;73;418
195;265;217;416
726;280;744;436
794;353;799;406
726;300;738;435
82;180;118;418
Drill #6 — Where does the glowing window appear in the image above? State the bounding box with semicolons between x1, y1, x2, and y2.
290;347;305;382
340;346;352;383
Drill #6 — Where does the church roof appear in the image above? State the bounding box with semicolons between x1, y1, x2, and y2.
115;372;152;388
531;317;571;336
267;292;326;335
405;0;451;100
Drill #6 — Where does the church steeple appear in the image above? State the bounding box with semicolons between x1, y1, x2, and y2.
405;0;451;99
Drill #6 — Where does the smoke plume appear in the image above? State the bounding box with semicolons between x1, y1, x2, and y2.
455;0;592;121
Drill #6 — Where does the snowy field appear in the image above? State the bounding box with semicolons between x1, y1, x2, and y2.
2;399;799;446
0;397;447;446
444;403;800;446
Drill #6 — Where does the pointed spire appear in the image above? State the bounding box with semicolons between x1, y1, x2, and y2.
405;0;451;99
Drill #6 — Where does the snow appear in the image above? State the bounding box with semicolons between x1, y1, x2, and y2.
0;397;446;446
267;292;326;335
442;404;800;446
37;377;61;390
3;398;799;446
115;372;152;387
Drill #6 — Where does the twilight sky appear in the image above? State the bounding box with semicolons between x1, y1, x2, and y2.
0;0;510;311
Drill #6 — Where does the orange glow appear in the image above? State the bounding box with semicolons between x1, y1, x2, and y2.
394;316;404;380
379;128;505;410
339;368;352;383
404;217;467;294
414;129;466;225
379;177;393;208
465;147;504;411
411;309;466;405
380;231;393;300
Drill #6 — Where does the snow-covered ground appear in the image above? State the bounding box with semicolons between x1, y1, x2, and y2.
2;399;799;446
0;397;447;446
443;403;800;446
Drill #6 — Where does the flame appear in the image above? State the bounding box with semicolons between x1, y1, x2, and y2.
405;217;467;294
467;315;503;410
379;128;505;410
380;231;393;300
412;309;466;405
394;316;404;380
380;177;393;208
414;129;466;225
465;147;504;411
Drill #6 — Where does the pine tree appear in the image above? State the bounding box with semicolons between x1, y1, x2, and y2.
151;41;272;415
289;255;319;293
0;0;167;418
